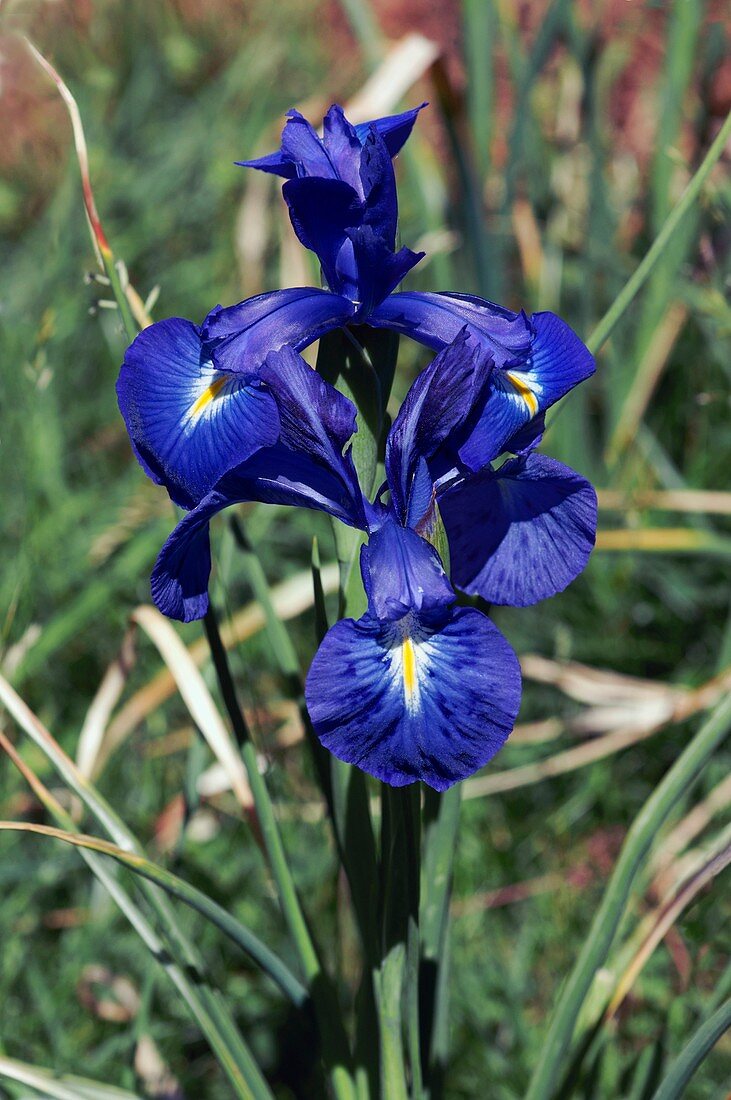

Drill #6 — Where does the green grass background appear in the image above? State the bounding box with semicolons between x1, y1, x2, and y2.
0;0;730;1096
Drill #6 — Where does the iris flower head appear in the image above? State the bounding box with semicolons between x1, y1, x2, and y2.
116;103;598;789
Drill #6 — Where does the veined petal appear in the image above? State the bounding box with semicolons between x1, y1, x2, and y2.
305;606;521;791
202;288;356;373
360;520;454;621
354;104;427;158
512;309;595;408
152;442;367;622
369;291;533;363
259;345;362;507
441;453;597;607
385;329;491;521
117;317;279;508
370;292;593;471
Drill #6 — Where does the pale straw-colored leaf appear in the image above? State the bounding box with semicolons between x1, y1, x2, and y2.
0;1055;141;1100
129;606;253;811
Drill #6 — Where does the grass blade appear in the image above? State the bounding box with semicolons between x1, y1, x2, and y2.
0;674;273;1100
586;107;731;356
649;997;731;1100
130;605;254;811
0;1055;141;1100
525;690;731;1100
0;821;308;1008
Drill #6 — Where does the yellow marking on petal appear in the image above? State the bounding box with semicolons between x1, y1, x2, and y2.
506;371;539;416
190;376;227;419
402;637;417;701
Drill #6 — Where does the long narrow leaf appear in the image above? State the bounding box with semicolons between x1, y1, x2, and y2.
525;691;731;1100
0;821;308;1007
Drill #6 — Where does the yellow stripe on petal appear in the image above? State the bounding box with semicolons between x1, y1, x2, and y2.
506;371;539;416
402;636;418;707
190;376;227;420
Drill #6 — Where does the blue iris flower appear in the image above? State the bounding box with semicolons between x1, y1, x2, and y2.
148;332;596;790
117;103;594;513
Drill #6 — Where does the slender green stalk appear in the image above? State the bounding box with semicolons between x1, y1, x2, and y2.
420;785;461;1097
525;691;731;1100
587;107;731;356
376;787;412;1100
649;997;731;1100
203;608;357;1100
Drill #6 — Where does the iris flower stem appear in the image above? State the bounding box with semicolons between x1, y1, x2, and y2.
420;785;461;1098
203;608;357;1100
586;106;731;356
525;691;731;1100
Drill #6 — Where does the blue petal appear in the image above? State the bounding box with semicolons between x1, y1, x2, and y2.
385;330;491;522
441;453;597;606
358;129;398;247
239;103;425;179
117;318;280;508
347;228;423;315
360;520;454;621
279;109;336;178
152;442;367;622
322;105;364;194
305;605;521;790
370;292;594;469
259;345;361;497
282;178;363;299
369;291;533;362
235;150;297;179
515;309;595;408
354;104;427;158
202;288;356;373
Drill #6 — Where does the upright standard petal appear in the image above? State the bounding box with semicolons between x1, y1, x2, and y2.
151;443;367;622
282;177;362;299
305;606;521;790
353;104;427;158
202;288;356;373
440;453;597;607
259;345;362;506
385;330;491;522
360;521;454;622
238;103;425;179
117;317;280;508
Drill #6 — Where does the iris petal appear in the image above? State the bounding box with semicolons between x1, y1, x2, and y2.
441;453;597;606
202;288;356;373
117;317;279;508
305;606;521;790
385;329;490;520
360;520;454;621
151;442;367;622
353;104;427;158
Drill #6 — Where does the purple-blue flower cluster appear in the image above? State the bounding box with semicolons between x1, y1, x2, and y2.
117;105;597;791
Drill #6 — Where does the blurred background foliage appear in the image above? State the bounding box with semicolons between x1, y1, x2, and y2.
0;0;730;1097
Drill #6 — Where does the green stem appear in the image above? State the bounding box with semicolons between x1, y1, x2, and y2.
587;107;731;356
203;607;357;1100
525;691;731;1100
649;997;731;1100
420;786;461;1097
